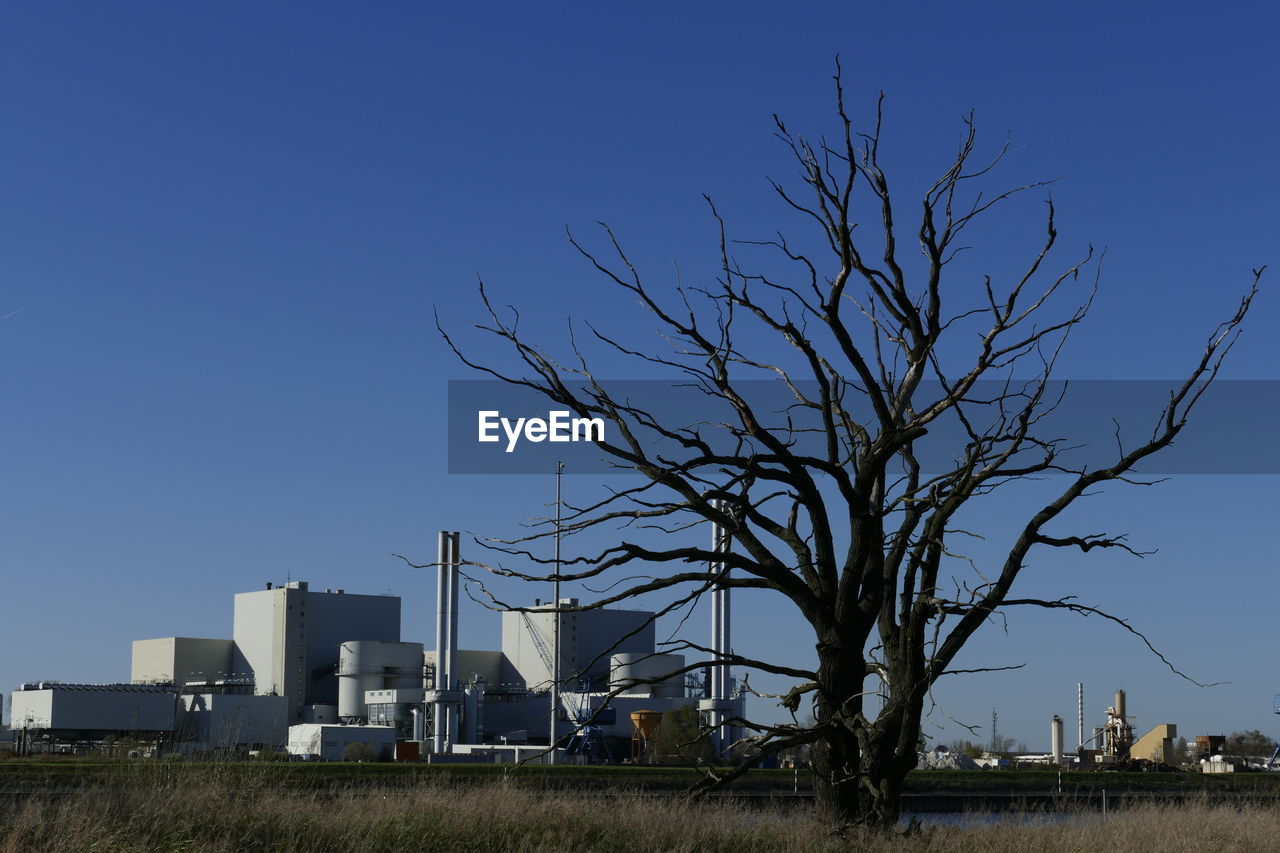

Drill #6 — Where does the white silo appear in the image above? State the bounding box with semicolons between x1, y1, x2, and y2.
337;640;424;721
609;653;687;698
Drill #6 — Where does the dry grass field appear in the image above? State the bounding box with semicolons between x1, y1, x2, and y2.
2;770;1279;852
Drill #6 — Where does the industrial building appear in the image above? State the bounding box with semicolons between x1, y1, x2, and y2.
501;601;655;691
10;519;746;762
175;691;288;752
287;723;396;762
11;683;177;737
129;583;401;726
9;550;742;761
131;637;236;685
230;582;401;723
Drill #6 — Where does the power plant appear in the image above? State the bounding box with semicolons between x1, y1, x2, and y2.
7;525;745;763
1;512;1262;770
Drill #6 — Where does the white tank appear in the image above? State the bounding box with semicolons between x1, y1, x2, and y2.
338;640;425;720
609;653;686;698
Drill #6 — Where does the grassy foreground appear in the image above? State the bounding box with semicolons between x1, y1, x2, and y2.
3;772;1280;852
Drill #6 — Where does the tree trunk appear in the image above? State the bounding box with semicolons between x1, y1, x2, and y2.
811;724;913;829
809;638;911;829
810;637;921;830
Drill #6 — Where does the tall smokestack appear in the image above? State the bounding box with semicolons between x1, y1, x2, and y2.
701;498;733;757
432;531;449;754
445;532;461;748
1051;714;1063;764
1077;683;1085;750
710;499;730;703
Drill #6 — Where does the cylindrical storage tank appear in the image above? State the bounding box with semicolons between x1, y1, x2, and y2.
412;706;425;743
1051;714;1063;764
338;641;420;720
610;653;687;697
338;642;381;720
1114;689;1126;721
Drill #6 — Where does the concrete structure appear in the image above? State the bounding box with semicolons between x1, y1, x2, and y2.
176;693;287;750
428;531;464;754
303;704;338;723
1130;723;1178;763
699;502;740;757
447;743;563;764
502;602;654;691
609;653;685;698
1102;689;1134;758
365;687;426;739
11;684;176;734
424;649;504;687
10;574;713;762
131;637;236;685
286;723;395;761
231;582;401;723
1051;714;1063;765
336;640;423;722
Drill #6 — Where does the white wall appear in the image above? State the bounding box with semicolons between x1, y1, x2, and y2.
286;723;395;761
11;686;176;732
178;693;287;748
232;585;401;723
131;638;235;685
502;605;655;691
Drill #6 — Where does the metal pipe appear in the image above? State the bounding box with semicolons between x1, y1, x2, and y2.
411;706;424;744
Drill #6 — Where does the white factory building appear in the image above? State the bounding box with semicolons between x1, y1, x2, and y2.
129;581;400;725
9;552;742;761
502;601;654;691
230;582;400;723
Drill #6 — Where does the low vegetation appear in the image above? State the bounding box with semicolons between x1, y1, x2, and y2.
2;768;1280;851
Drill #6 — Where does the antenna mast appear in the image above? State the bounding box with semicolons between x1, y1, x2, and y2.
549;461;564;762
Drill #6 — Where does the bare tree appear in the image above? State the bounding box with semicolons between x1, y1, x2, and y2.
439;67;1260;829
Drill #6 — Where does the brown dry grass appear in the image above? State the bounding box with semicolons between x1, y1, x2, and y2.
1;774;1277;852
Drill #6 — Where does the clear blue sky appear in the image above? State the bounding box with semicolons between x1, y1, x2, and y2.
1;2;1277;749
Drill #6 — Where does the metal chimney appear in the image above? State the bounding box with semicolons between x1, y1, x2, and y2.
701;498;732;756
1077;683;1085;750
432;531;450;754
431;531;462;753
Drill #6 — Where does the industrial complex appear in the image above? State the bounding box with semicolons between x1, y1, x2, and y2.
0;529;1267;770
4;531;745;763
